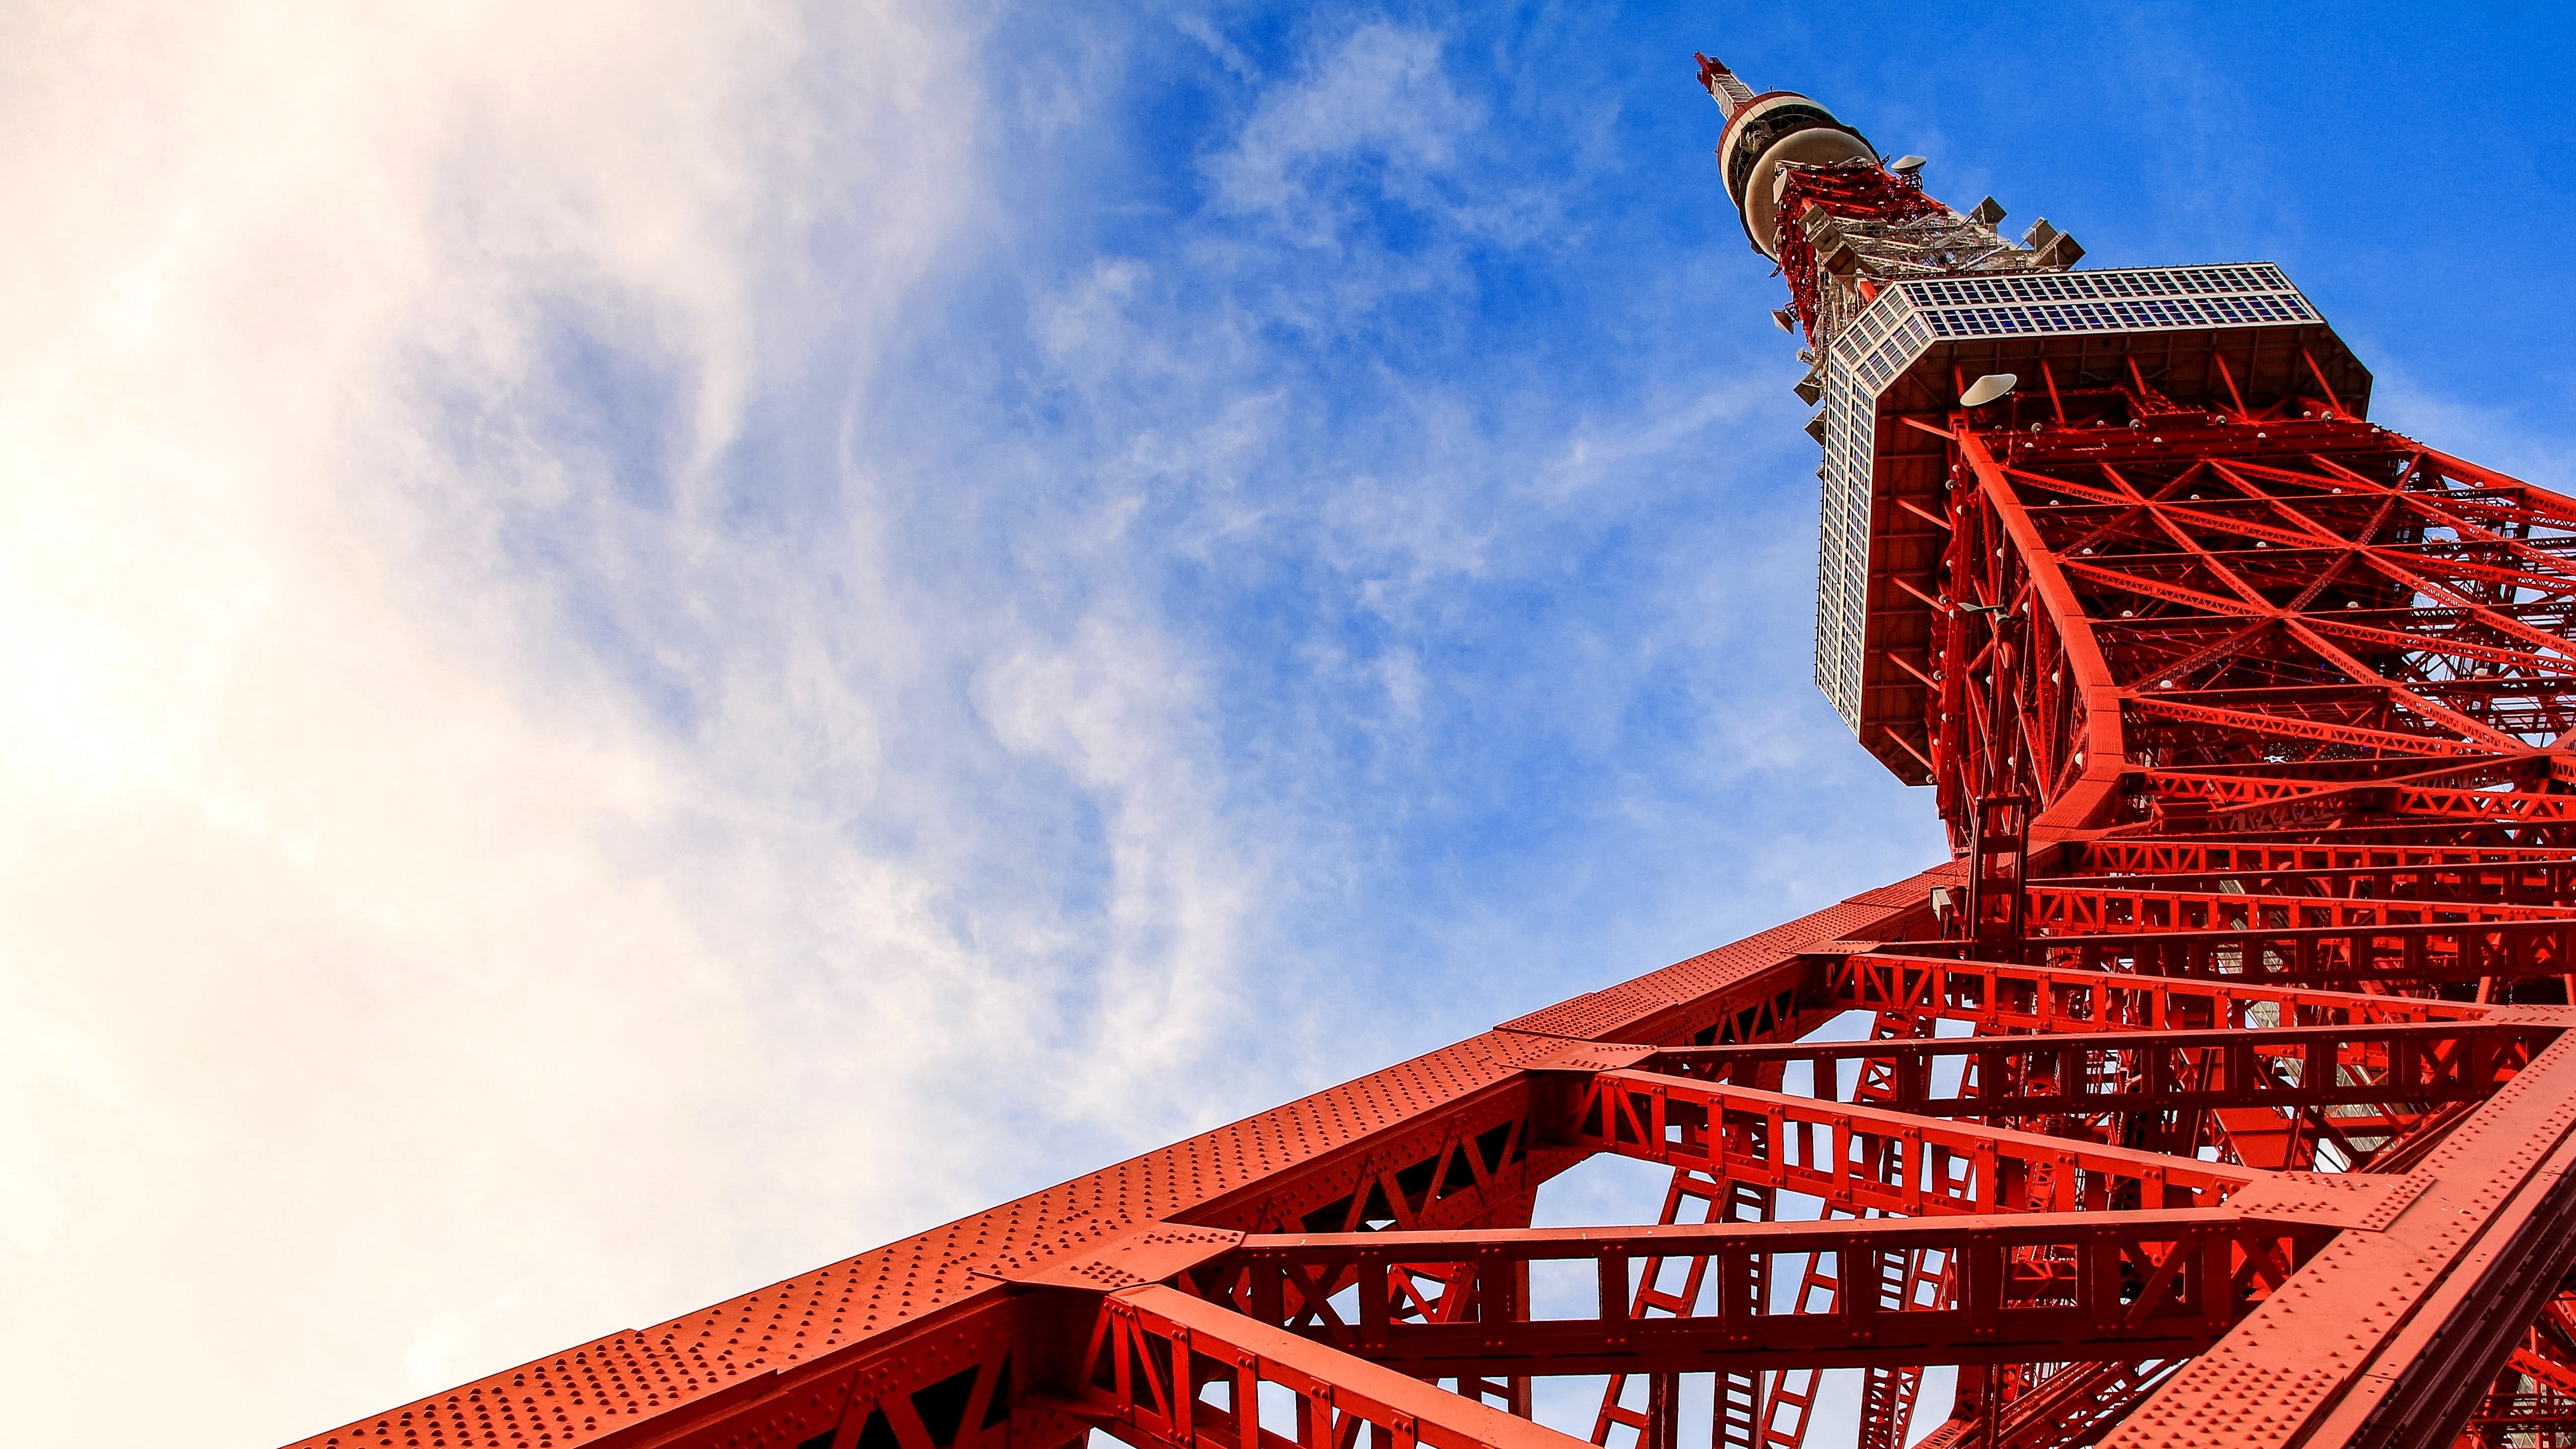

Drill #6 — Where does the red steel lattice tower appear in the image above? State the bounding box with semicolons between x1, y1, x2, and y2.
287;51;2576;1449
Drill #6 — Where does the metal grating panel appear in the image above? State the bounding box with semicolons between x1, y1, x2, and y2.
1815;365;1875;728
1810;261;2321;736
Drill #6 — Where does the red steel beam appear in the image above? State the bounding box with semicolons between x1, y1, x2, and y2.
2099;1033;2576;1449
2023;920;2576;985
279;880;1943;1449
2073;841;2576;874
1067;1282;1592;1449
1192;1213;2344;1375
2022;882;2576;931
1568;1067;2261;1210
278;877;2576;1449
1819;951;2492;1028
1633;1021;2549;1118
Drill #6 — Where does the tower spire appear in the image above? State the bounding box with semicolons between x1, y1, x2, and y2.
1693;53;1756;117
1689;51;2083;389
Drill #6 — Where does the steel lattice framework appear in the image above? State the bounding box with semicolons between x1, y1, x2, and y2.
285;51;2576;1449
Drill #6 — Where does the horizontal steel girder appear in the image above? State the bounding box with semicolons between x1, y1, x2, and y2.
1193;1213;2338;1374
1631;1020;2548;1118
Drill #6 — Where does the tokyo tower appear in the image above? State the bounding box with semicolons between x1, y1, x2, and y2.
286;51;2576;1449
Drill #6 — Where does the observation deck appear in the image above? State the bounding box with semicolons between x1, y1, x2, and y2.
1812;262;2371;782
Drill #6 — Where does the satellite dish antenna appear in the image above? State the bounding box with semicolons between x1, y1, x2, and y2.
1890;155;1927;175
1771;308;1798;333
1960;373;2018;407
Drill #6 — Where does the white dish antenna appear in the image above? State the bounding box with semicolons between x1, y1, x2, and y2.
1889;155;1927;175
1960;373;2018;407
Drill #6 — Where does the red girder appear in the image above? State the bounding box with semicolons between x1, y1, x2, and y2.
2076;839;2576;874
1074;1283;1582;1449
1915;1359;2184;1449
1636;1021;2546;1123
1818;950;2488;1029
2025;919;2576;986
1588;1169;1736;1449
1771;162;1947;336
1586;1014;1933;1449
2465;1332;2576;1448
1570;1065;2261;1213
273;870;2576;1449
1192;1213;2332;1375
2041;859;2576;910
2021;882;2576;931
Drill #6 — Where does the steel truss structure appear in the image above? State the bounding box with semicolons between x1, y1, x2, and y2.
286;51;2576;1449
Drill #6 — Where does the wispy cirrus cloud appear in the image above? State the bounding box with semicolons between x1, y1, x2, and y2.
1206;23;1479;224
4;8;1967;1448
0;4;1257;1445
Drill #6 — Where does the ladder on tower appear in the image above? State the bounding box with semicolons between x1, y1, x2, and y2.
1711;1179;1780;1449
1592;1011;1947;1449
1857;1246;1954;1449
1592;1171;1769;1449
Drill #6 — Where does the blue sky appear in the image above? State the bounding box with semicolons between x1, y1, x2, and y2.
5;4;2571;1446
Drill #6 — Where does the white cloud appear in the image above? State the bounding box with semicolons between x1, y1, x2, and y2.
0;5;1277;1446
0;9;1997;1447
1199;18;1557;265
1172;12;1262;83
2363;366;2576;486
1536;380;1773;502
1206;22;1474;222
978;617;1259;1117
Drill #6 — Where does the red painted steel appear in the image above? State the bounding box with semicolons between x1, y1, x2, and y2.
281;50;2576;1449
